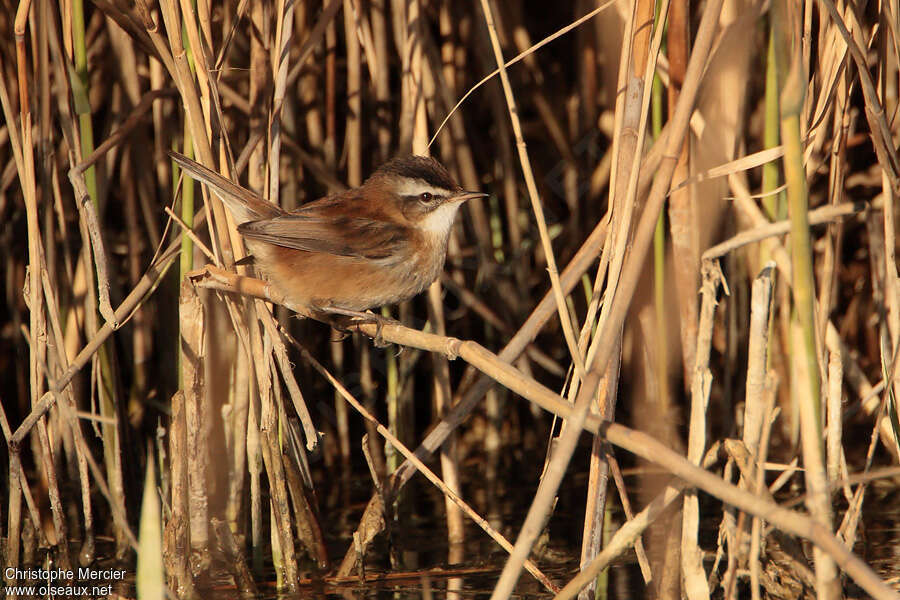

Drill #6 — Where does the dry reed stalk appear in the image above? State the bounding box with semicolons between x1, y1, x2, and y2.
878;48;900;469
749;378;779;600
741;266;775;600
430;16;488;276
680;261;722;600
404;0;466;570
211;518;258;596
420;25;490;282
578;351;628;598
176;0;213;145
867;209;900;457
257;312;322;518
577;1;664;593
163;391;194;596
122;153;151;412
499;2;578;229
667;0;698;388
154;0;225;249
179;281;209;561
39;259;96;563
428;282;467;565
600;420;895;600
1;416;24;585
606;451;652;581
834;351;895;551
245;323;264;571
159;9;309;580
225;346;249;526
280;420;329;570
703;198;878;260
744;267;775;462
585;0;724;437
358;343;387;483
826;344;844;487
650;66;669;590
267;0;294;203
577;0;725;595
246;321;274;569
439;275;564;374
429;1;618;148
257;336;300;589
567;485;682;600
330;335;350;467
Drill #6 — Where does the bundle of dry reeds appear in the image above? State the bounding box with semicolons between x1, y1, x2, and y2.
1;0;899;598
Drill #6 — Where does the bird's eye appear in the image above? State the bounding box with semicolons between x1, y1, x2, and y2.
419;192;433;203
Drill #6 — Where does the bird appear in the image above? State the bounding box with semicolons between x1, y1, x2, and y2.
168;151;486;323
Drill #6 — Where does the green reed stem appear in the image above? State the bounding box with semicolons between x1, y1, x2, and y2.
651;17;668;410
71;0;96;207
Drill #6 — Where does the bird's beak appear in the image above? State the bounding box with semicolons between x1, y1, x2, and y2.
452;190;489;203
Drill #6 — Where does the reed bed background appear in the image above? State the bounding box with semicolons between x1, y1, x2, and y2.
1;0;899;598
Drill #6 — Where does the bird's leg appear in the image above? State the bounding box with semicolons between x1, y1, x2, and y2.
317;305;395;347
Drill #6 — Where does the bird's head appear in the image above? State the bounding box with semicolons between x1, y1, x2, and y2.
364;155;487;236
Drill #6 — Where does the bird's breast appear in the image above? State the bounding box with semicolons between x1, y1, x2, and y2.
247;235;448;312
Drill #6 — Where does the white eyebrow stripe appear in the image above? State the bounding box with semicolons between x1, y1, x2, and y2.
393;178;454;198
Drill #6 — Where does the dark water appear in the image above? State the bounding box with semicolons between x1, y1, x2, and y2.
287;478;900;599
855;481;900;591
176;470;900;599
187;451;634;599
7;457;898;598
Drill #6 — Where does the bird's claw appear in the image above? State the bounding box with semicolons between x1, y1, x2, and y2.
318;305;392;348
369;315;389;348
351;310;389;348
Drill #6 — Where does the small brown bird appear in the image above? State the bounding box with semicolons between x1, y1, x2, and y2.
169;152;486;320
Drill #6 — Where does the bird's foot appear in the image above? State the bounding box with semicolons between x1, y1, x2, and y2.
318;306;395;348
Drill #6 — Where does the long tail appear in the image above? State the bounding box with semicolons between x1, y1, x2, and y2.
168;151;284;223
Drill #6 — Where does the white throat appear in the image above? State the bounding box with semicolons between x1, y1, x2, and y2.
420;201;463;237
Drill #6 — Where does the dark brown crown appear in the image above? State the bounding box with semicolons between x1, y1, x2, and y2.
369;155;459;191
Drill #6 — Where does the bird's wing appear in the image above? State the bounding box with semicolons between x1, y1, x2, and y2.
237;199;408;261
